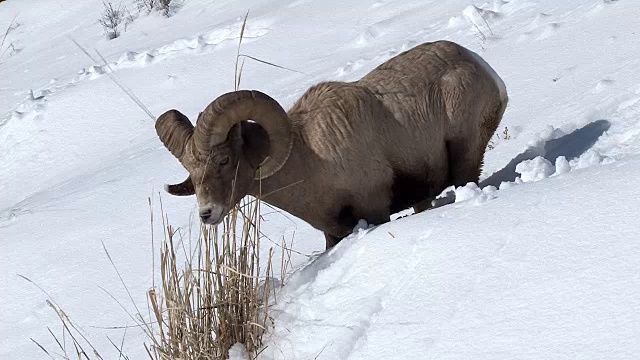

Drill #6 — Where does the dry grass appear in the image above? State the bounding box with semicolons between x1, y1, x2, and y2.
26;195;281;360
146;196;276;359
0;12;19;61
99;1;127;40
487;126;512;150
136;0;174;17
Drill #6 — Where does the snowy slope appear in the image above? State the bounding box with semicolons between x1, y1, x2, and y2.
262;158;640;360
2;0;640;359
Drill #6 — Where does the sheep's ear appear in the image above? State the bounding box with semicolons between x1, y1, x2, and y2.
241;121;270;168
165;176;195;196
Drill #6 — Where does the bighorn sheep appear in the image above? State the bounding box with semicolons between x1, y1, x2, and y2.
156;40;508;249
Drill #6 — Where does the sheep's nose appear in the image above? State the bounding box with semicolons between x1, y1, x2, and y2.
199;204;225;225
200;209;212;222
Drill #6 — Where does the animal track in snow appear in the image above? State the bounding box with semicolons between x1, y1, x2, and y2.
370;0;392;9
333;1;523;80
447;2;509;41
1;21;271;128
534;22;561;40
592;78;615;93
616;95;640;112
583;85;640;159
72;23;271;82
335;36;420;78
353;25;383;48
335;59;368;77
524;12;552;31
518;12;562;42
0;88;49;132
287;0;312;8
351;3;427;49
464;4;503;24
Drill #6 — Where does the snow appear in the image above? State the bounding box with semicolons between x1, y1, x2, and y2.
228;344;250;360
2;0;640;359
515;156;555;183
262;158;640;359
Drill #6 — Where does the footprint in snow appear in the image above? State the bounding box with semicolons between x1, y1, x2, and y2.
593;78;615;93
352;10;407;49
551;66;577;83
524;12;552;31
370;0;392;9
518;12;562;42
353;25;382;48
336;59;367;77
5;88;49;124
337;38;419;78
287;0;311;8
71;21;271;85
6;20;273;127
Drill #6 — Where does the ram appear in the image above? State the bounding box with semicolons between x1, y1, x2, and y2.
156;40;508;249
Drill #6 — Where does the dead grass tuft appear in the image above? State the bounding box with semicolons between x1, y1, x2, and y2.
145;196;276;359
27;194;281;359
487;126;512;150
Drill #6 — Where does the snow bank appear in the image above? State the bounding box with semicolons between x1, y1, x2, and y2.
262;158;640;359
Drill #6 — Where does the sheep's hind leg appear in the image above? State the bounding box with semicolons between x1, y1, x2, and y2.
413;197;434;213
412;153;450;214
445;100;505;192
446;138;483;188
450;100;506;188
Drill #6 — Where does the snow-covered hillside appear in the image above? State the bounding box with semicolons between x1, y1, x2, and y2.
1;0;639;359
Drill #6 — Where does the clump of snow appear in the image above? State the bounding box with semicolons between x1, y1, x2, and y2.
350;219;373;239
453;182;482;202
515;156;555;182
228;343;249;360
555;155;571;175
499;181;515;190
453;183;497;205
535;124;567;145
572;148;603;169
462;4;502;24
447;16;465;28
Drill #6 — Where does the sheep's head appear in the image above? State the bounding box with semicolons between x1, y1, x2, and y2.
156;90;293;225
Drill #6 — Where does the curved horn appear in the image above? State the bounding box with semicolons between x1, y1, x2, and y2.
194;90;293;179
156;109;194;161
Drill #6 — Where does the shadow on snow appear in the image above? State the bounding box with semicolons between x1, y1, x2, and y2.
481;119;611;188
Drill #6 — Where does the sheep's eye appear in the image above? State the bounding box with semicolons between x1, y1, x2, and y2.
219;156;230;166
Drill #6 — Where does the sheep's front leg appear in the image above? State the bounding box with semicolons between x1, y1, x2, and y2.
413;197;435;213
325;233;343;250
323;205;391;250
323;204;359;250
446;138;483;187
